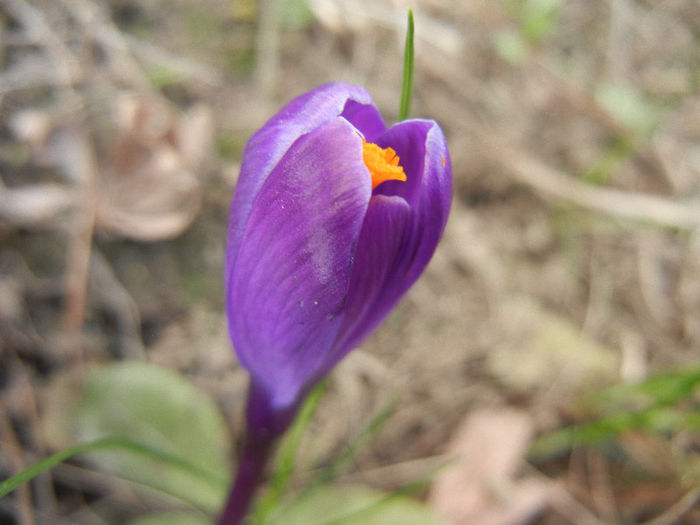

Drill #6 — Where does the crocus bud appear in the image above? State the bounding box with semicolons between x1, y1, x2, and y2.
226;82;452;436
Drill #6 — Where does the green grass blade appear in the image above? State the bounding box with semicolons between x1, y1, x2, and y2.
529;366;700;462
398;9;415;121
0;436;227;499
314;395;398;488
272;381;328;493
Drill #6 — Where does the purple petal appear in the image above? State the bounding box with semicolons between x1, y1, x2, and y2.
322;194;411;369
331;120;452;356
227;117;371;410
226;83;375;284
340;100;386;142
376;120;451;251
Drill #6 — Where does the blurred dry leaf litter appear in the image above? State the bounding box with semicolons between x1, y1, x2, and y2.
97;92;213;241
0;181;75;230
5;93;212;241
429;409;551;525
488;297;619;396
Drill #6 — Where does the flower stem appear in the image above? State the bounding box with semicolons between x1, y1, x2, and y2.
217;431;275;525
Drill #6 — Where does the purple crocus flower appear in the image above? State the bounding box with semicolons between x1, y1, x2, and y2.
220;82;451;523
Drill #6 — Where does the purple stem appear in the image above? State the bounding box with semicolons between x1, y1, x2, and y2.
217;431;275;525
217;383;300;525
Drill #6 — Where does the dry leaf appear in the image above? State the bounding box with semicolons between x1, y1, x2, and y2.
7;94;211;241
0;183;75;228
429;409;551;525
4;111;94;230
96;92;213;241
9;109;53;149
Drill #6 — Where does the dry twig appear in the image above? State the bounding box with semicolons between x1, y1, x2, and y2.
0;402;35;525
524;464;607;525
482;133;700;230
639;487;700;525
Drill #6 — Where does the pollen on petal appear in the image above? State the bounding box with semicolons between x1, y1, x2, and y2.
361;139;407;189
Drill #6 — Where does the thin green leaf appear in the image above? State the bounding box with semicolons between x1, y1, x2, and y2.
264;396;398;521
398;9;415;121
272;381;328;492
529;366;700;462
313;395;398;488
595;366;700;410
0;436;227;499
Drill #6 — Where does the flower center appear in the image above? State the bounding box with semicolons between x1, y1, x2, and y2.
361;139;407;189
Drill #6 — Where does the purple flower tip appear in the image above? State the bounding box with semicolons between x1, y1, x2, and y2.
225;82;452;434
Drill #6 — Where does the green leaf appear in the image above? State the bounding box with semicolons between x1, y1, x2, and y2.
529;366;700;461
596;83;662;134
398;9;415;121
493;29;529;65
312;396;397;488
580;136;636;185
146;65;185;89
75;362;231;511
521;0;562;43
128;511;212;525
595;366;700;410
265;485;450;525
279;0;314;29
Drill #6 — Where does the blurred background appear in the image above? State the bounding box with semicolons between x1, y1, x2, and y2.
0;0;698;524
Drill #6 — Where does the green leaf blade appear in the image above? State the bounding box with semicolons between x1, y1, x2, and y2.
398;9;415;122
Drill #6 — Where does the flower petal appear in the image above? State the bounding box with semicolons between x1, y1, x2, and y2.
334;120;452;353
226;83;374;279
324;194;411;368
340;100;386;142
227;117;371;410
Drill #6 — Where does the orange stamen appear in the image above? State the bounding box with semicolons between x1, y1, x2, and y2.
361;139;406;189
